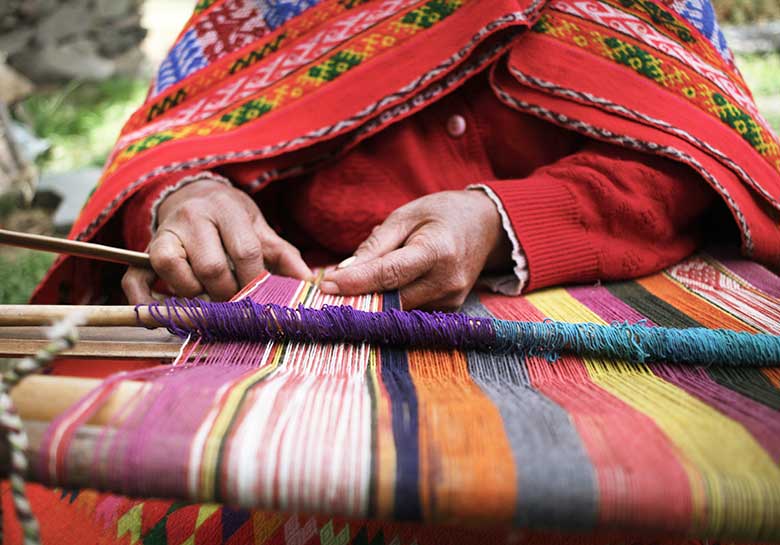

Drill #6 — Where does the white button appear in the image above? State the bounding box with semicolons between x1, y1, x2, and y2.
447;114;466;137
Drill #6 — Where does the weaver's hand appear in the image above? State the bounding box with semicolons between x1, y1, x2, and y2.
319;190;511;310
122;179;311;304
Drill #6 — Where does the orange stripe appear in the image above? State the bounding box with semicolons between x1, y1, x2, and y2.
637;274;757;331
762;368;780;389
406;348;517;522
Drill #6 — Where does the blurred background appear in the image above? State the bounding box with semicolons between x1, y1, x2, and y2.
0;0;778;304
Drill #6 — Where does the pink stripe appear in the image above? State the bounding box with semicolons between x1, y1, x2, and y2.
480;292;693;530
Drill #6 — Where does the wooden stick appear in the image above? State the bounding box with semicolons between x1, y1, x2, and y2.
11;375;139;424
0;338;182;359
0;228;151;268
0;305;162;328
0;376;141;482
0;325;182;358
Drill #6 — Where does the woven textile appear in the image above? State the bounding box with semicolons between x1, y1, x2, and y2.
31;0;780;305
35;251;780;542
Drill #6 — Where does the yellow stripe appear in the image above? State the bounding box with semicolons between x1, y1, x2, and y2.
527;288;780;538
197;282;313;499
197;343;285;500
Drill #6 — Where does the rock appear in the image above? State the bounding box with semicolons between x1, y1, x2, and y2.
94;14;147;57
38;167;101;228
110;47;148;78
0;59;34;103
3;0;149;83
95;0;132;19
722;22;780;54
0;28;34;56
14;39;116;81
37;0;93;45
31;189;63;213
0;102;37;203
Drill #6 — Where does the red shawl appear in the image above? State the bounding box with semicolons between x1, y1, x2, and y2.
32;0;780;303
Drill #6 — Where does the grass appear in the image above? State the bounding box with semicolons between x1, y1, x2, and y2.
0;250;55;304
17;78;148;173
735;52;780;132
737;53;780;96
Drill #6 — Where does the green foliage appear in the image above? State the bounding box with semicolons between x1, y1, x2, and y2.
0;250;55;304
735;52;780;133
737;53;780;97
17;78;148;173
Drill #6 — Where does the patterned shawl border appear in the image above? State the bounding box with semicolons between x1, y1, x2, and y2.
616;0;737;76
534;4;780;174
489;69;754;256
505;65;771;229
554;0;758;122
123;0;415;139
69;7;541;245
107;0;449;173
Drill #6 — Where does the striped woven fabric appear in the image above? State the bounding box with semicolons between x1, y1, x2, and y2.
36;250;780;543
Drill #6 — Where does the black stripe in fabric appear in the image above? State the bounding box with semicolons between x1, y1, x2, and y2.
606;282;780;412
380;291;422;520
461;295;598;529
606;281;700;328
708;367;780;411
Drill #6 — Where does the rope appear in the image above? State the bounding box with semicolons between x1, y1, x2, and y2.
141;298;780;367
0;313;83;545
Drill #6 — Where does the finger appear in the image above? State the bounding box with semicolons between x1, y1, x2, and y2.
321;245;433;295
350;213;411;265
261;233;312;280
214;208;266;287
121;267;157;305
187;222;238;301
149;230;204;297
399;279;467;311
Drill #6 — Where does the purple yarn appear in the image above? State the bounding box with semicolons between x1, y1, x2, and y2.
140;298;498;350
136;298;780;366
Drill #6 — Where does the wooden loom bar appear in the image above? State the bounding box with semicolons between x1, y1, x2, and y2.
0;325;183;358
0;305;162;328
0;338;182;359
0;229;152;268
0;376;139;484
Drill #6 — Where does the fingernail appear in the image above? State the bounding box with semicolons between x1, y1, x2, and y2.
319;280;339;294
337;256;356;269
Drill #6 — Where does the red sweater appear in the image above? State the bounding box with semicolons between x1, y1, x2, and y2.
122;71;715;293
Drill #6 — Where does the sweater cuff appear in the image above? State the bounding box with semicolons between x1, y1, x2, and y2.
479;176;600;292
148;172;231;232
467;184;528;295
122;171;231;252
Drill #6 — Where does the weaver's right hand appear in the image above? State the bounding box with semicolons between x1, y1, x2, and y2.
122;179;312;304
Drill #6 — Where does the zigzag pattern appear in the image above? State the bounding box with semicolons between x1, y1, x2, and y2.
146;88;188;122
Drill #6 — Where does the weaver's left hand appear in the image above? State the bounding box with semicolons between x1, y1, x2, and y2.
319;190;511;310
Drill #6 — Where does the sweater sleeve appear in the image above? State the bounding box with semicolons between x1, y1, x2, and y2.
479;141;716;292
121;170;232;252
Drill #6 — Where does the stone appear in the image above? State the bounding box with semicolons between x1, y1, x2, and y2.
110;47;148;78
18;0;60;19
722;22;780;54
0;28;34;56
37;0;93;45
14;39;116;81
0;59;34;103
38;167;101;228
95;0;133;19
